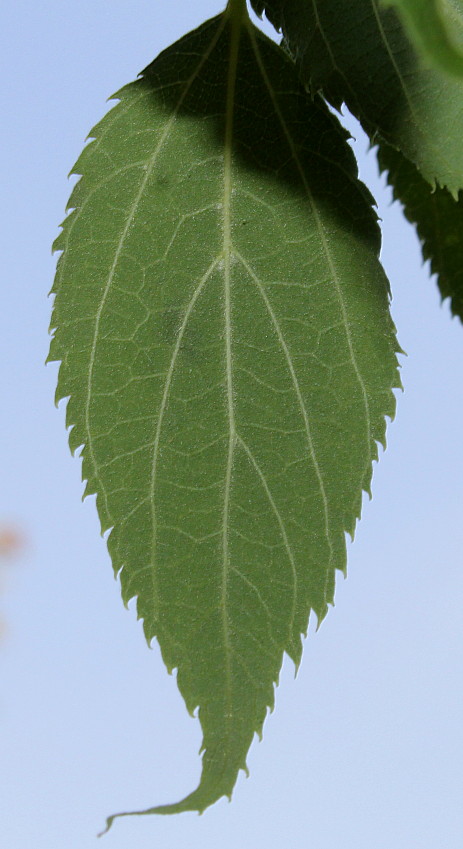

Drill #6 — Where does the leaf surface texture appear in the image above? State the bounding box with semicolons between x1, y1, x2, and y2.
252;0;463;193
50;10;400;822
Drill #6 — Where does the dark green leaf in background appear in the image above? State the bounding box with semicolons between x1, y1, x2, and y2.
381;0;463;78
49;5;400;825
252;0;463;194
377;141;463;320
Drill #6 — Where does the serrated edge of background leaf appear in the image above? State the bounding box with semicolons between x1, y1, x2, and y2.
377;140;463;321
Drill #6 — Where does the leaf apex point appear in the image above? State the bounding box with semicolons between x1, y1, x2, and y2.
97;816;113;838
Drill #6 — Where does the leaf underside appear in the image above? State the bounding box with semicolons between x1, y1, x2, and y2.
252;0;463;194
49;11;400;825
377;141;463;321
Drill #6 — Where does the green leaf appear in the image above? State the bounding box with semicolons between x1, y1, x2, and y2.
381;0;463;77
49;8;400;825
377;140;463;320
251;0;463;194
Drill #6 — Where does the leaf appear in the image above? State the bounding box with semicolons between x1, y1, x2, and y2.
377;140;463;320
251;0;463;194
49;7;400;825
381;0;463;77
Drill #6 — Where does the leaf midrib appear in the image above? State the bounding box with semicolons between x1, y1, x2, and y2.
220;5;241;713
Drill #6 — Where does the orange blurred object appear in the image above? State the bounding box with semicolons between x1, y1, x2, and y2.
0;526;24;559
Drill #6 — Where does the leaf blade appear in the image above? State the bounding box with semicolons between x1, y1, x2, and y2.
50;12;400;822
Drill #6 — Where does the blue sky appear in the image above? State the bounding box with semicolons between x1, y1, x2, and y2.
1;2;463;847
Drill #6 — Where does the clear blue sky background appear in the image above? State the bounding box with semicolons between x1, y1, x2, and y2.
1;2;462;847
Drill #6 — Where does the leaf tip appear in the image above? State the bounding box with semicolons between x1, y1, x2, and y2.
97;815;115;838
